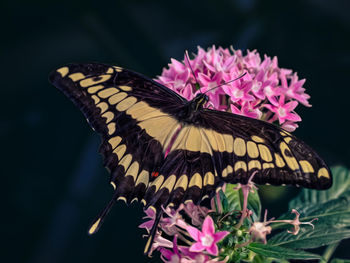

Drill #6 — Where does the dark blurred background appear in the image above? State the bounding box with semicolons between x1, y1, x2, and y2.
2;0;350;262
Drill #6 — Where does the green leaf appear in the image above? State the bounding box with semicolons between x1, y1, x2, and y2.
247;243;321;260
268;226;350;249
218;188;229;213
272;166;350;231
322;243;341;263
246;187;262;222
251;254;290;263
289;166;350;209
330;259;350;263
225;184;242;212
300;197;350;227
273;195;350;231
225;184;261;221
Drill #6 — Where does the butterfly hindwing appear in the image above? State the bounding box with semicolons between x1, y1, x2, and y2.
195;109;332;190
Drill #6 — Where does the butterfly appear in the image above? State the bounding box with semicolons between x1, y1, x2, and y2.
49;62;332;254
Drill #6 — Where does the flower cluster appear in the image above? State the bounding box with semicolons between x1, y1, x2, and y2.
156;46;311;131
139;186;317;263
139;47;317;262
140;203;230;262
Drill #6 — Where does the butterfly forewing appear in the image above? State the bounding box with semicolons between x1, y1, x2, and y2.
50;63;186;206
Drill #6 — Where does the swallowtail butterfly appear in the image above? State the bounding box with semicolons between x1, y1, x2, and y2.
49;63;332;254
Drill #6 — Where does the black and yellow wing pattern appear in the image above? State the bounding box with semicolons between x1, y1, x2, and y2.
49;63;332;251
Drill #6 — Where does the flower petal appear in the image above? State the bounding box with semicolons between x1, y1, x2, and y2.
286;112;302;122
202;216;215;235
138;220;154;230
189;242;205;252
285;100;298;111
186;225;201;241
213;231;230;243
206;244;219;256
160;248;173;261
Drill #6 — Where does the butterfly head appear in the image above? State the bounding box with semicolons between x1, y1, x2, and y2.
192;93;209;111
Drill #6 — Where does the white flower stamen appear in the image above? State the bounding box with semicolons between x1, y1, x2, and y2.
264;85;273;96
252;81;262;92
233;89;244;98
201;234;214;247
278;107;286;117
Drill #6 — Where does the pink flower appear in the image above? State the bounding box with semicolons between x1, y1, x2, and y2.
272;209;318;235
223;81;254;103
186;216;229;256
139;47;315;262
160;235;229;263
249;222;272;244
249;209;318;244
182;252;229;263
155;46;311;132
139;207;156;232
150;231;174;255
279;73;311;107
160;235;183;263
161;205;188;235
281;121;299;132
264;95;301;124
197;72;224;108
183;202;210;226
231;101;262;119
249;210;272;244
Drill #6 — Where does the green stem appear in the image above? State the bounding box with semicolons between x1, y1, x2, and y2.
321;243;339;263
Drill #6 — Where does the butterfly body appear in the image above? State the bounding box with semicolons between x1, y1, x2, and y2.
50;62;332;250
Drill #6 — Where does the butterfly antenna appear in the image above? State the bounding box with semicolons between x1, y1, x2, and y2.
204;72;247;94
87;194;118;235
185;50;201;91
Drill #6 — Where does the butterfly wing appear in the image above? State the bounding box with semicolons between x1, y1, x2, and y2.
142;109;332;214
50;63;188;233
188;108;332;190
50;63;332;208
50;63;332;253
